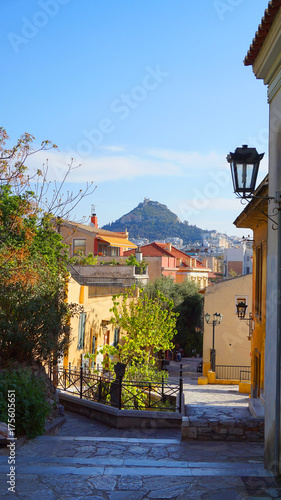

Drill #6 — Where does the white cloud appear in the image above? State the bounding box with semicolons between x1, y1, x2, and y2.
147;148;226;171
98;145;126;152
24;147;183;183
24;146;268;186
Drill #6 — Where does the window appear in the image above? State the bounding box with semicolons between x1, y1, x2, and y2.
98;243;120;257
91;334;96;355
77;313;86;350
73;239;86;256
113;327;120;347
255;245;263;319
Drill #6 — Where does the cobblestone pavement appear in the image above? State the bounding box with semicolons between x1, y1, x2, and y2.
1;411;281;499
0;359;280;499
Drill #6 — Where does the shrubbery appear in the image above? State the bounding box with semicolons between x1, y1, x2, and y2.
0;367;51;438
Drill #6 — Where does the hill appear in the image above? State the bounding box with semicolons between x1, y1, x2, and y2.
102;198;209;244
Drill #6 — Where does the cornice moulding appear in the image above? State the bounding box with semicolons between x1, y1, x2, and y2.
252;9;281;88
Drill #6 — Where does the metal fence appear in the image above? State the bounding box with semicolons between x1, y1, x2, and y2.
49;366;183;412
215;365;251;381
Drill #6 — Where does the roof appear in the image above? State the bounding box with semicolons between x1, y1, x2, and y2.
244;0;281;66
124;242;209;270
234;175;269;229
59;219;128;238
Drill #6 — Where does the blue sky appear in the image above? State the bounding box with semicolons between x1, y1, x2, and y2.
1;0;270;236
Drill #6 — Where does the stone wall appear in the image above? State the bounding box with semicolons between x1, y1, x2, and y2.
181;415;264;442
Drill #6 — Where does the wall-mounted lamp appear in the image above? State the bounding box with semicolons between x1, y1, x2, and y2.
236;301;254;340
227;145;264;198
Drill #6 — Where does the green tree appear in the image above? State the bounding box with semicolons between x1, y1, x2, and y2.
99;287;178;378
0;186;80;365
0;128;89;367
125;254;147;274
145;277;203;356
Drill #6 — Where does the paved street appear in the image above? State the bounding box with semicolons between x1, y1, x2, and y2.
0;359;280;499
169;357;251;419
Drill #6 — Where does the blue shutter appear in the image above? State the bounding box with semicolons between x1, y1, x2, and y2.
77;313;86;350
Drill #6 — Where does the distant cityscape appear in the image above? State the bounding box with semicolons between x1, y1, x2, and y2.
130;231;253;280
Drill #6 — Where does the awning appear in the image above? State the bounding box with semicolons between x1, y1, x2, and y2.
97;235;137;249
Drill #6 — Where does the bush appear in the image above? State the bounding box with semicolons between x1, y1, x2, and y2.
0;367;51;438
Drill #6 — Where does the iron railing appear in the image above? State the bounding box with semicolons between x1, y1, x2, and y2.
215;365;251;381
49;365;183;412
240;369;251;382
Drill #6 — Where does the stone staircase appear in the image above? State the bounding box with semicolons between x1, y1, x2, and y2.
0;412;279;499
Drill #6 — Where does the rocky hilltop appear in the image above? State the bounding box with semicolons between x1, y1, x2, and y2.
102;198;209;244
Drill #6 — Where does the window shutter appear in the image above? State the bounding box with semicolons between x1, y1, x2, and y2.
77;313;86;350
113;328;119;347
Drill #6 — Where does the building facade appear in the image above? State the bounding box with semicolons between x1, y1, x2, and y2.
203;274;252;378
56;211;137;258
65;265;141;368
124;242;211;289
244;0;281;472
234;177;268;401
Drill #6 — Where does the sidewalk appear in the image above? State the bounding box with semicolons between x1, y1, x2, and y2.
167;357;251;414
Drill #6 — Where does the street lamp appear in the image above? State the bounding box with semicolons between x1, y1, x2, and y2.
236;301;254;341
227;145;264;198
205;312;222;372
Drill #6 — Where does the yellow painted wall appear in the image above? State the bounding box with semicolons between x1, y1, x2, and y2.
59;225;96;257
176;268;209;289
66;277;116;367
203;274;252;370
251;223;267;397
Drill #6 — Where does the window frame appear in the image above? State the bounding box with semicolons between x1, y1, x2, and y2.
73;238;86;256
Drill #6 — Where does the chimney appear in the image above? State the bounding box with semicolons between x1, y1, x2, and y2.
166;243;172;252
90;204;98;228
136;247;143;263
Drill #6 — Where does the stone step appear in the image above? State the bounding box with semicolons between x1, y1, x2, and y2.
249;398;265;418
0;456;264;468
0;458;271;477
34;435;181;444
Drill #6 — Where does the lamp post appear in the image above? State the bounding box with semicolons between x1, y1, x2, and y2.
205;312;222;372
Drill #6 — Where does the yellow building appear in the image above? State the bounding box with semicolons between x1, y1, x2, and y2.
234;176;268;400
203;274;252;381
65;276;119;369
65;266;138;369
55;211;136;258
243;0;281;471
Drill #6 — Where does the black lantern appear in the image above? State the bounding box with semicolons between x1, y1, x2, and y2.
236;301;248;319
227;145;264;197
205;312;211;324
213;312;223;324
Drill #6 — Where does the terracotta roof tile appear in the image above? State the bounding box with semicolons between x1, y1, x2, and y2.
244;0;281;66
61;220;128;238
124;242;209;269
